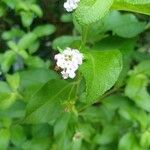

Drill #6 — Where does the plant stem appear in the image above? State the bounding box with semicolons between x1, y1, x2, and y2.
78;87;121;112
79;25;89;51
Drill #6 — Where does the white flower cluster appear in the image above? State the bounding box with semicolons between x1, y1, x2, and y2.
54;47;84;79
64;0;80;12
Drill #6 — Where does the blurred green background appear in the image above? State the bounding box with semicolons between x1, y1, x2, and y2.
0;0;150;150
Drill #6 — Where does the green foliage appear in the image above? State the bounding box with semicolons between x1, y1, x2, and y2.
112;0;150;15
52;36;81;50
0;128;10;150
0;0;150;149
125;61;150;112
103;11;146;38
25;79;77;124
80;50;122;103
118;132;141;150
74;0;113;25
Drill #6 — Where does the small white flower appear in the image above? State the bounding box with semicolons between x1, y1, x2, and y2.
61;70;69;79
64;0;80;12
54;47;84;79
68;70;76;79
72;50;84;65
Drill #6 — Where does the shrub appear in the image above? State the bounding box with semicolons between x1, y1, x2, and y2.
0;0;150;149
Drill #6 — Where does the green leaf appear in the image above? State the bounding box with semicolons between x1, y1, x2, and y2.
52;36;81;50
54;113;71;138
112;0;150;15
134;60;150;76
18;33;37;50
15;0;30;11
140;131;150;148
20;11;34;27
6;73;20;91
24;56;49;69
125;74;150;112
29;4;43;17
17;50;29;59
74;0;113;25
0;101;25;119
102;94;129;111
19;69;58;100
94;126;118;145
80;105;114;124
54;113;77;150
0;128;10;150
76;123;95;142
10;125;26;147
2;0;16;9
0;116;11;128
61;14;72;22
25;79;77;124
1;51;16;73
0;4;6;17
94;125;118;145
79;50;122;103
0;81;16;110
0;81;11;93
33;24;56;37
115;38;136;86
7;41;18;51
121;0;150;4
103;11;145;38
28;41;40;54
118;104;148;129
93;36;136;86
118;132;141;150
21;138;51;150
31;124;51;138
2;28;25;41
0;93;17;110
